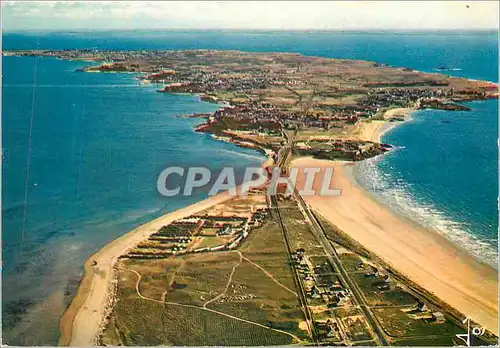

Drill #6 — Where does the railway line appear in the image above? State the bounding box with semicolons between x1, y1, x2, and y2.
272;87;388;345
303;202;390;345
269;194;319;343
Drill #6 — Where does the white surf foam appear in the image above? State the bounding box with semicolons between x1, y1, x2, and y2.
354;152;498;268
218;149;266;162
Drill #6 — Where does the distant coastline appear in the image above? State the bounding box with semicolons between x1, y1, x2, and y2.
3;47;497;344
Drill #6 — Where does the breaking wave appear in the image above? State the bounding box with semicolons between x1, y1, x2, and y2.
354;151;498;268
218;149;266;162
432;67;462;72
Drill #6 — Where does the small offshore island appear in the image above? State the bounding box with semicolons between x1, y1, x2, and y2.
5;49;498;346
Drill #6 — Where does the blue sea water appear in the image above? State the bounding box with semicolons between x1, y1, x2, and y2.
2;55;265;344
2;30;498;344
355;99;498;266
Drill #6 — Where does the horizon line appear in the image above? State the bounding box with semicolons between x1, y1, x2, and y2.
4;27;499;33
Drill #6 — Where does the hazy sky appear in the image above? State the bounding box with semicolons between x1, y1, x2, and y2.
2;1;499;31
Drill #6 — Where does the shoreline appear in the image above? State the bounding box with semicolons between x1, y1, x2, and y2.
292;107;499;332
357;105;498;268
346;162;498;269
59;189;240;346
48;51;498;343
58;62;270;346
292;157;498;335
351;156;499;270
357;107;414;143
60;104;499;344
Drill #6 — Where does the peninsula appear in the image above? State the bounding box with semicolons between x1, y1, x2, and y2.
6;49;497;162
5;49;498;346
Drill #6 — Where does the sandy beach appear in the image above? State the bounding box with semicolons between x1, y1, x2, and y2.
357;107;413;142
60;107;497;344
292;110;498;333
292;155;498;334
59;190;237;346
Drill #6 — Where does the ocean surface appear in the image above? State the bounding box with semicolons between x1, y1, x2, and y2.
2;30;498;345
355;99;498;266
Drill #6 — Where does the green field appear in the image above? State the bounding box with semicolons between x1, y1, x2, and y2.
352;273;417;306
339;253;364;273
197;236;227;248
102;215;307;345
373;307;464;339
281;205;325;255
103;300;294;345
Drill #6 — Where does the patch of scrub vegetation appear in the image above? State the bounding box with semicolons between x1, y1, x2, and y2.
281;204;325;255
351;273;417;306
339;252;364;272
207;217;306;340
392;335;491;347
333;307;372;342
102;215;305;345
208;260;305;340
316;214;373;259
102;299;294;345
239;219;295;290
373;307;463;338
391;336;458;346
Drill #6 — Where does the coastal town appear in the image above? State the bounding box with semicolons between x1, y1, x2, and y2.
5;49;497;162
4;49;498;346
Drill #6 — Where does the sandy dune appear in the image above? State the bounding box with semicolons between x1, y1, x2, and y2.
292;157;498;334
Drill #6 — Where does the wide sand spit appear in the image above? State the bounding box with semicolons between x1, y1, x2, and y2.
60;111;498;345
